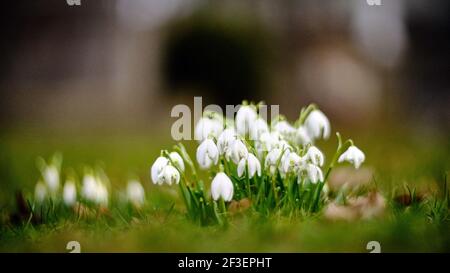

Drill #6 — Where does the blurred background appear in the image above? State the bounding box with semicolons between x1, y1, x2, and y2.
0;0;449;202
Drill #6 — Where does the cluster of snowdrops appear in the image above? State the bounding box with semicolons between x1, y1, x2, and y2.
151;102;365;225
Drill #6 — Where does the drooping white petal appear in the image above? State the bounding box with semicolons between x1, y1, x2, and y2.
304;110;331;140
194;117;223;142
151;156;169;184
305;146;325;167
63;180;77;206
82;175;98;201
249;117;269;141
272;120;296;141
196;139;219;169
229;139;249;164
34;181;47;203
43;166;59;193
235;105;258;136
303;164;324;184
237;154;261;178
217;128;237;155
126;180;145;206
338;145;365;169
169;152;185;172
211;172;234;202
158;165;180;185
296;126;312;146
265;148;282;175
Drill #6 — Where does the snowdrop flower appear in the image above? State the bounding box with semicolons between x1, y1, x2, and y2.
157;165;180;185
295;126;312;145
237;153;261;178
169;152;185;172
63;180;77;206
228;139;248;164
217;128;237;156
304;110;331;140
235;105;258;136
95;183;109;207
265;148;283;175
82;174;98;201
338;145;365;169
255;132;279;157
196;139;219;169
126;180;145;207
34;181;47;203
43;165;59;193
282;152;305;174
211;172;234;202
272;120;296;140
250;117;269;141
194;116;223;142
300;164;324;184
150;156;169;184
305;146;325;167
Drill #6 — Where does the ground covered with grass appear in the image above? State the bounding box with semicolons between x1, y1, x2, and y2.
0;126;449;252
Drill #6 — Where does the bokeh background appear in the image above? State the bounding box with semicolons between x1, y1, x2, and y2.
0;0;449;252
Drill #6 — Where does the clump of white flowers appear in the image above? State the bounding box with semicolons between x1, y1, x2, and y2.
150;101;365;225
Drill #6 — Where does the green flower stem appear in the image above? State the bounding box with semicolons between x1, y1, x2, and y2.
246;164;251;199
296;103;317;126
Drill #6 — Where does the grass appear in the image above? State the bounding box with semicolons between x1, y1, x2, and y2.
0;125;449;252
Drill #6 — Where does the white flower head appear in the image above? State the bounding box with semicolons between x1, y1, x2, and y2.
211;172;234;202
196;139;219;169
237;153;261;178
265;148;283;175
235;105;258;136
169;152;185;172
157;165;180;185
228;139;249;164
305;146;325;167
63;180;77;206
282;152;305;174
194;115;223;142
126;180;145;207
304;110;331;140
217;128;237;156
338;145;365;169
250;117;269;141
255;131;280;157
150;156;169;184
272;120;296;140
95;183;109;207
43;165;59;193
300;164;324;184
34;181;47;203
295;126;312;146
82;174;98;201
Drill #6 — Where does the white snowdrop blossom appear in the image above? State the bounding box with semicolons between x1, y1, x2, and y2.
304;110;331;140
300;164;324;184
95;183;109;207
235;105;258;136
157;165;180;185
196;139;219;169
63;180;77;206
265;148;283;175
295;126;312;145
43;165;59;193
272;120;296;140
217;128;237;156
282;152;305;174
151;156;169;184
126;180;145;206
228;139;249;164
250;117;269;141
305;146;325;167
34;181;47;203
169;152;185;172
82;175;98;201
255;132;280;157
194;117;223;142
211;172;234;202
338;145;365;169
237;153;261;178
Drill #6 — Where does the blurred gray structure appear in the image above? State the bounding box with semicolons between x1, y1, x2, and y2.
0;0;448;132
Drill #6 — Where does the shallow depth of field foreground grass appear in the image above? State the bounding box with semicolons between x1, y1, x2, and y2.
0;126;449;252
